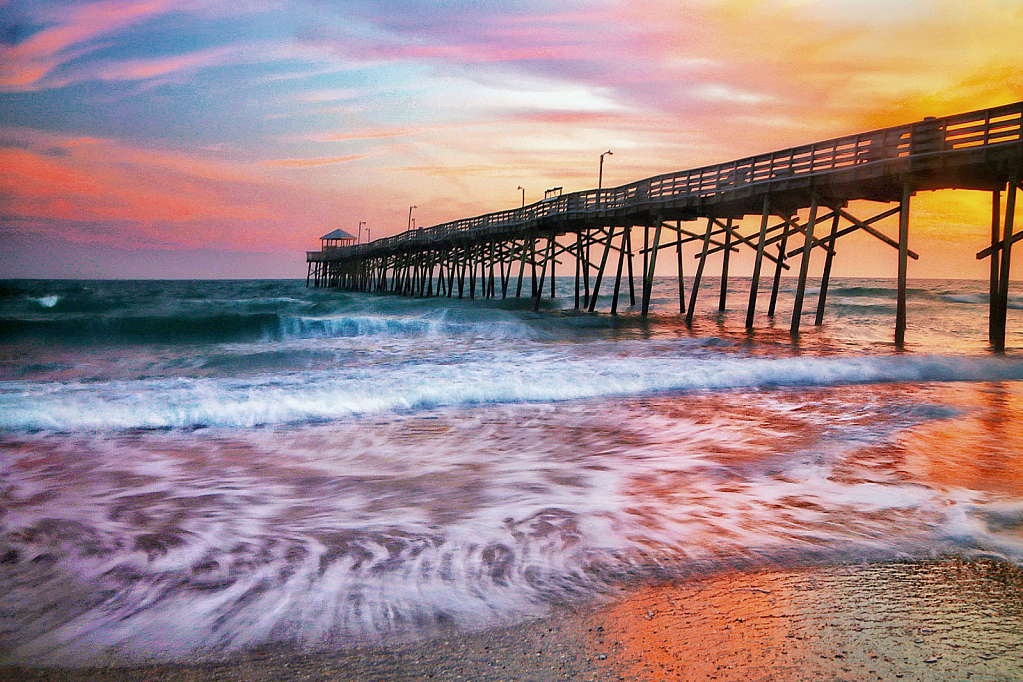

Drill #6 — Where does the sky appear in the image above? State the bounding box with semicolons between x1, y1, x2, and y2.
1;0;1021;279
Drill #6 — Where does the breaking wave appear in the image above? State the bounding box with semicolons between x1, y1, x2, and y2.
3;354;1022;432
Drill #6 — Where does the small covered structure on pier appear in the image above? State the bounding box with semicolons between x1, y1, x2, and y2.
320;228;357;250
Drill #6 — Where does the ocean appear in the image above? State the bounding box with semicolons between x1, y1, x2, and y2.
1;277;1022;666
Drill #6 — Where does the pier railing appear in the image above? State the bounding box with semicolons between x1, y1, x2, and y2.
309;101;1022;262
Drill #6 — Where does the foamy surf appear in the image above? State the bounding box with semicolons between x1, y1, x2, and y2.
2;354;1022;431
1;390;1019;666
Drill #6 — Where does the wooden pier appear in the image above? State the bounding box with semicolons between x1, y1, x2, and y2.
308;102;1023;349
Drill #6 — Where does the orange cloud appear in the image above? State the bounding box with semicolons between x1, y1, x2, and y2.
1;138;274;232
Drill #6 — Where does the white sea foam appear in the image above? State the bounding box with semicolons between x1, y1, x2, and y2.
2;393;1018;666
280;313;538;341
35;295;61;308
2;354;1021;432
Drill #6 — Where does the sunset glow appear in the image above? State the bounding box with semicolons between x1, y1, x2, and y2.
2;0;1021;278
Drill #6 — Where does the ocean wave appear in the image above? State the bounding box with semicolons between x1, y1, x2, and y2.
0;310;540;345
0;313;284;344
280;314;538;341
3;354;1021;432
941;293;1023;310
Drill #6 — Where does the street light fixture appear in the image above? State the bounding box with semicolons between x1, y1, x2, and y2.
517;186;525;207
598;150;613;191
408;205;417;230
358;220;366;244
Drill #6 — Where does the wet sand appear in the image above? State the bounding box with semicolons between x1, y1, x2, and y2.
4;557;1021;682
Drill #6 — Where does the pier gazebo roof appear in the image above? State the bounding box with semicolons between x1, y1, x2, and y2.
320;229;357;241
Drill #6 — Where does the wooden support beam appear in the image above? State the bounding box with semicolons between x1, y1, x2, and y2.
533;236;555;312
575;232;583;310
469;247;478;299
993;175;1020;353
626;227;637;306
583;229;593;308
515;240;526;297
611;228;628;315
768;214;792;317
989;190;1002;345
719;220;732;312
977;221;1023;259
815;212;842;325
706;217;793;270
650;222;733;255
549;238;556;299
676;221;686;315
642;220;664;316
531;238;539;299
790;193;820;337
447;254;456;297
642;224;649;308
746;196;772;329
895;184;913;347
802;206;918;261
685;217;715;326
491;244;499;300
588;227;617;312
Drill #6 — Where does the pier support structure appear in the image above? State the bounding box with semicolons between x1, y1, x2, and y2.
308;102;1023;349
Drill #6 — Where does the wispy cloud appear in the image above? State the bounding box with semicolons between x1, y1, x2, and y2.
263;154;366;168
0;129;278;241
1;0;173;90
90;45;242;82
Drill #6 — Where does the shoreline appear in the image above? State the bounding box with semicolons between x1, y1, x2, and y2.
4;556;1021;682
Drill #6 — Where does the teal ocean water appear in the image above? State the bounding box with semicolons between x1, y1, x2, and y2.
1;277;1022;665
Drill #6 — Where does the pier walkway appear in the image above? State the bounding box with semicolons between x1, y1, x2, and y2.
308;102;1023;350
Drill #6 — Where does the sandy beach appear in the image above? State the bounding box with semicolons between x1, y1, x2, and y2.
4;557;1020;682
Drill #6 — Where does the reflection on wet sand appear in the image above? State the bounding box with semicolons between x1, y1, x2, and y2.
585;559;1023;682
900;382;1023;497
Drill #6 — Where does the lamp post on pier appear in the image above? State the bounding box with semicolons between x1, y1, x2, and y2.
598;150;613;191
408;205;417;231
358;220;366;243
517;186;525;207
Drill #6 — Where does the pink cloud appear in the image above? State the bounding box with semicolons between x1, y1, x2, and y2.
263;154;366;168
0;127;393;257
92;46;240;82
1;137;276;232
0;0;171;90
